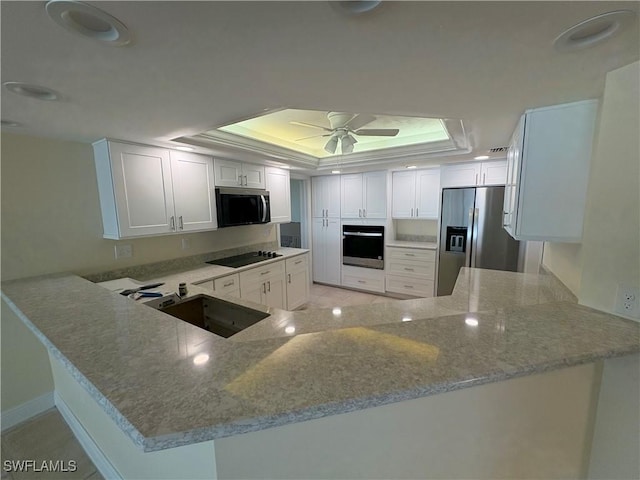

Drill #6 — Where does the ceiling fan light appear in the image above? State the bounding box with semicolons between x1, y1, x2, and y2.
324;136;339;154
341;134;356;154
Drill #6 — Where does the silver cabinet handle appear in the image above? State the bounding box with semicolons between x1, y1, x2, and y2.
475;173;479;185
288;273;291;283
170;216;175;230
416;208;418;216
404;253;415;257
294;260;302;265
404;267;415;271
358;280;366;284
238;174;243;186
263;283;267;294
267;280;271;292
223;281;234;287
411;208;413;217
244;175;248;186
482;173;486;185
260;270;271;275
404;285;414;289
179;216;184;230
358;209;362;217
363;209;366;217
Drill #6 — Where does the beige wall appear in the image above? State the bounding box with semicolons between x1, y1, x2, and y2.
1;133;276;411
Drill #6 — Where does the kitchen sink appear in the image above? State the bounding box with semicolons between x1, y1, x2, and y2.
158;294;269;338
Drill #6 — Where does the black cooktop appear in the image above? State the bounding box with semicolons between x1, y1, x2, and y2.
206;251;283;268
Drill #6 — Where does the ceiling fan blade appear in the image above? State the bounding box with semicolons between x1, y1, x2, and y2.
353;128;400;137
295;133;332;141
290;121;333;132
345;113;376;131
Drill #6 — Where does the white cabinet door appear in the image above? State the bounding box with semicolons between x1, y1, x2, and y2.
504;120;523;235
265;167;291;223
243;164;266;189
312;175;341;218
214;159;243;187
362;171;387;218
285;254;309;310
440;162;481;188
391;171;416;218
264;275;286;309
415;169;440;219
479;160;507;186
341;174;364;218
312;218;341;285
105;142;175;238
240;282;263;305
170;151;217;232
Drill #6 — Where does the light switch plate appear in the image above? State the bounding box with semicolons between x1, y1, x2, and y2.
614;284;639;319
114;244;132;259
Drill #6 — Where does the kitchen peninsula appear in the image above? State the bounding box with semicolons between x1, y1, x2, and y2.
2;261;638;479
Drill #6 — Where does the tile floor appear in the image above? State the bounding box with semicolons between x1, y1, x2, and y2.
1;409;102;480
297;283;398;310
0;284;396;480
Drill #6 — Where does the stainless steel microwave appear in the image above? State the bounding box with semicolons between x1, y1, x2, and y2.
215;188;270;228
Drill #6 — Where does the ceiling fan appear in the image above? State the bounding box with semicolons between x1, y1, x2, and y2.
292;112;399;154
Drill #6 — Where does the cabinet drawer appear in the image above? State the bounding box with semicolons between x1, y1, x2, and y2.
341;266;385;293
239;260;285;287
387;247;436;262
386;274;434;297
213;274;240;296
387;259;434;278
285;254;308;273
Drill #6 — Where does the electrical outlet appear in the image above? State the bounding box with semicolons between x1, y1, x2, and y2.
614;284;640;319
114;244;132;259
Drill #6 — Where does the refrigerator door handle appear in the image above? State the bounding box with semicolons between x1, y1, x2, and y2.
465;208;474;266
471;208;480;267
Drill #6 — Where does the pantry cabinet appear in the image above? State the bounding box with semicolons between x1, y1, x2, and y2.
341;171;387;219
214;159;265;189
93;140;216;239
265;166;291;224
391;168;440;219
503;99;598;242
440;160;507;188
311;175;341;218
312;217;341;285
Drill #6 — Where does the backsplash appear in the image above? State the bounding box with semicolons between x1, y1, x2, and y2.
84;241;279;283
395;234;438;243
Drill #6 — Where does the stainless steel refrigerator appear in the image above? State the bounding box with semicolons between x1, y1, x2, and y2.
437;186;520;296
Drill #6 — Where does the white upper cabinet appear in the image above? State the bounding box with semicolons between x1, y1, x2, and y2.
392;168;440;219
170;150;217;232
265;166;291;224
214;159;265;189
93;140;217;239
341;171;387;219
503;99;599;242
440;160;507;188
311;175;341;218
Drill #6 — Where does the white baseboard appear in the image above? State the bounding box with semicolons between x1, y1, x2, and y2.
55;392;122;480
1;391;55;432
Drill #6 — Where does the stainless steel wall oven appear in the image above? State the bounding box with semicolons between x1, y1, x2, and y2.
342;225;384;269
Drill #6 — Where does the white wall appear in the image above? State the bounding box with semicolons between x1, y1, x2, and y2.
0;133;276;411
542;242;582;295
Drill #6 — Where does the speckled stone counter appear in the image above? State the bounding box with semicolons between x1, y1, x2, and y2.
2;267;639;453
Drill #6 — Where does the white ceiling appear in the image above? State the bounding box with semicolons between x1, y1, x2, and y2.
1;1;639;174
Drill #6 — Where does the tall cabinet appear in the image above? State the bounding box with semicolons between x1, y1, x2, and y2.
311;175;342;286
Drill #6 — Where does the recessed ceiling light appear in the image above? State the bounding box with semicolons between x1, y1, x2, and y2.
45;0;131;46
3;82;59;101
333;1;382;15
406;165;417;169
474;155;490;160
554;10;637;52
176;146;194;152
1;120;22;128
331;170;341;174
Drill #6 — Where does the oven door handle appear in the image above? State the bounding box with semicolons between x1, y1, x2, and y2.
343;232;383;237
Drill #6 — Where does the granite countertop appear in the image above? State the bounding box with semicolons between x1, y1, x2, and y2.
386;240;438;250
2;266;639;453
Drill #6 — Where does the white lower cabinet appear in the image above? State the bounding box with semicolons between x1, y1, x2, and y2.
285;253;309;310
239;261;286;309
385;247;435;297
312;218;341;285
341;265;385;294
